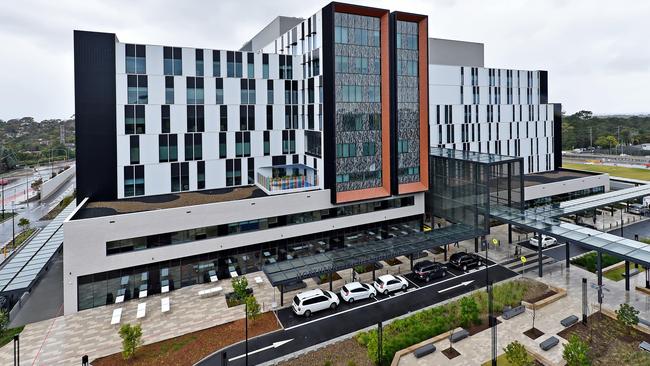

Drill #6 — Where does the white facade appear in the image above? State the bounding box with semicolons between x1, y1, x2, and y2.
428;64;556;174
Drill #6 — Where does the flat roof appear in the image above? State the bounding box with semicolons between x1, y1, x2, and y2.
523;169;599;187
430;147;522;165
73;186;266;220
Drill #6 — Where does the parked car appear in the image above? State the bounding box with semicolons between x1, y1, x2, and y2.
529;234;557;248
413;260;447;282
340;282;377;303
628;203;647;215
292;288;340;317
448;252;484;271
373;274;408;295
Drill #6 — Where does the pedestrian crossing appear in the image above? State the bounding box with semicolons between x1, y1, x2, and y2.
501;252;556;274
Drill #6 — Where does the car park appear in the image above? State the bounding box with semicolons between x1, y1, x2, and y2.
413;260;447;282
340;282;377;303
628;203;647;215
292;288;340;317
373;274;408;295
448;252;484;271
529;234;557;248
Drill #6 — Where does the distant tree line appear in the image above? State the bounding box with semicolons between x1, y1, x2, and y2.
562;110;650;150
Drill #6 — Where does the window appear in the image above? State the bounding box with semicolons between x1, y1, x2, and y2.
227;51;242;77
197;161;205;189
125;44;146;74
165;76;174;104
362;141;376;156
263;131;270;156
187;106;204;132
212;50;221;77
336;143;357;158
158;134;178;162
239;105;255;131
305;130;321;157
163;47;182;76
247;157;254;184
235;131;251;157
195;49;204;76
282;130;296;154
240;79;255;104
220;105;228;131
266;105;273;130
219;132;227;158
127;75;148;104
171;162;189;192
225;159;242;186
397;140;409;153
247;53;254;78
129;135;140;164
262;54;269;79
215;78;223;104
279;55;292;79
184;133;202;160
124;165;144;197
267;80;274;104
124;105;145;134
186;77;204;104
161;105;170;133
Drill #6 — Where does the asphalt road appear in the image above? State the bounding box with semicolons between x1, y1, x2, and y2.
197;263;516;366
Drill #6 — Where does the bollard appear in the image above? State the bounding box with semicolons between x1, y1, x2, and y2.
82;355;89;366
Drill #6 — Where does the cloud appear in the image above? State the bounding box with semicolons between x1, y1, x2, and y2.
0;0;648;120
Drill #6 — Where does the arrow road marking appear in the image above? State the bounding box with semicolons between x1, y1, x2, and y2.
438;280;475;294
228;339;294;362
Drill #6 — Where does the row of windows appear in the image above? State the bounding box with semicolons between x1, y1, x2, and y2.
399;166;419;176
397;60;418;77
334;26;380;47
106;195;416;255
396;32;418;50
334;55;380;75
338;85;381;103
335;142;377;158
340;112;381;131
336;170;381;183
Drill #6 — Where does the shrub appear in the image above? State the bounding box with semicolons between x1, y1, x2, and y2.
232;276;249;301
119;323;143;360
504;341;534;366
17;218;30;230
459;296;480;327
562;335;590;366
0;310;8;335
245;295;261;321
571;251;620;273
616;303;639;332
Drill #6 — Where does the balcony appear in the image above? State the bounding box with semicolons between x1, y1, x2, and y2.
256;164;319;195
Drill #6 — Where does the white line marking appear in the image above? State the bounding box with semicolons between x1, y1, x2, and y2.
228;339;293;362
283;263;502;331
438;280;475;294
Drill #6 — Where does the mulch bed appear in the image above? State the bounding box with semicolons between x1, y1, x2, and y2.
354;262;382;274
523;327;545;340
520;278;553;303
314;272;343;284
557;312;650;365
92;312;280;366
384;258;403;266
442;347;460;359
278;338;373;366
525;289;557;304
466;317;502;336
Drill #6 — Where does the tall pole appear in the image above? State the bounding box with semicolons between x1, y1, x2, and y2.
245;301;248;366
11;202;15;249
377;322;383;366
488;281;496;366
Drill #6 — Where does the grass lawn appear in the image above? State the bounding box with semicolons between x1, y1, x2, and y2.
5;228;37;250
604;263;645;282
0;326;24;347
571;251;621;273
563;163;650;181
0;212;16;224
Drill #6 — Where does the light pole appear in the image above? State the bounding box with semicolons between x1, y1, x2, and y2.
245;300;249;366
11;201;15;249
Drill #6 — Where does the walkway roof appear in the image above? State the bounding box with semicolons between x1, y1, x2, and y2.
430;147;522;165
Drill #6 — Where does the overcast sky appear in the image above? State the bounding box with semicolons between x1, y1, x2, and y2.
0;0;648;121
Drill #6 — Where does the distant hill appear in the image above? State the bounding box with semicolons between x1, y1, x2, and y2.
0;117;75;171
562;110;650;150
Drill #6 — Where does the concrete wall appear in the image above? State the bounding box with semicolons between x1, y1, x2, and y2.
41;165;75;200
428;38;484;67
524;174;610;201
63;190;425;313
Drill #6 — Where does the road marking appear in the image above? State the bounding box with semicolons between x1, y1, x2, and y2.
228;339;293;362
438;280;475;294
283;263;503;331
405;277;420;288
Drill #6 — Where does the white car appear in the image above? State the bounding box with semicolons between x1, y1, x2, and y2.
529;234;557;248
292;288;340;317
340;282;377;303
373;274;408;295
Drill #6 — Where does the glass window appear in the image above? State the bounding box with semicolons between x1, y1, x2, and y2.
125;44;146;74
161;105;170;133
197;161;205;189
247;53;254;78
164;47;182;76
130;135;139;164
124;165;144;197
220;105;228;131
215;78;223;104
219;132;227;158
165;76;174;104
127;75;148;104
262;54;269;79
267;80;274;104
195;49;204;76
213;50;221;77
186;77;204;105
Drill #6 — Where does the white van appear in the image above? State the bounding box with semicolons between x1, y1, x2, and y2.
292;289;340;317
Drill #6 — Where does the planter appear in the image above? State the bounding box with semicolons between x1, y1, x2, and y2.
522;285;566;310
225;288;253;307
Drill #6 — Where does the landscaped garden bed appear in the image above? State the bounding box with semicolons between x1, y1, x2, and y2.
225;287;253;307
383;258;403;266
314;272;343;284
278;338;372;366
571;251;622;273
603;261;645;281
353;262;383;274
92;311;280;366
557;309;650;366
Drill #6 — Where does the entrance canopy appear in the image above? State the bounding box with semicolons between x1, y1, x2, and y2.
263;223;480;286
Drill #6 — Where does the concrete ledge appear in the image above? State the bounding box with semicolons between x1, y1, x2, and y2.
522;285;566;310
601;307;650;335
635;286;650;296
390;327;462;366
602;260;625;273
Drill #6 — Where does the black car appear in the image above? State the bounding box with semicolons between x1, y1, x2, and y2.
413;260;447;282
448;252;484;271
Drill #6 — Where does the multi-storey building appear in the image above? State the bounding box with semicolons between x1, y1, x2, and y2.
65;2;558;314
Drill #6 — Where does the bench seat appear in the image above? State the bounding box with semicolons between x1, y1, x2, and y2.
450;329;469;343
540;336;559;351
561;315;579;327
414;343;436;358
503;305;525;320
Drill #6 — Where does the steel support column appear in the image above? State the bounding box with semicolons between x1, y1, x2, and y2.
565;242;570;268
444;244;447;262
508;224;512;244
625;260;630;292
475;237;479;253
280;285;284;306
597;251;602;287
329;272;333;291
537;233;543;278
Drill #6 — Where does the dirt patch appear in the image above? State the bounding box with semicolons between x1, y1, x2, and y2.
442;347;461;359
467;316;502;336
314;272;343;284
353;262;382;274
278;338;372;366
92;312;280;366
384;258;403;266
526;289;557;304
557;312;650;365
519;278;552;303
523;327;545;340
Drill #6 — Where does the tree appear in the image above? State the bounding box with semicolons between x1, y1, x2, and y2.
118;323;143;360
459;296;480;328
446;302;460;350
562;335;590;366
595;135;618;150
575;110;593;120
245;295;261;321
30;178;42;191
232;276;249;301
615;303;639;333
0;310;8;336
17;218;30;231
504;341;533;366
529;303;537;331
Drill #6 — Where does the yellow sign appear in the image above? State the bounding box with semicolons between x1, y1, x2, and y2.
492;238;499;246
423;225;432;232
521;256;527;264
